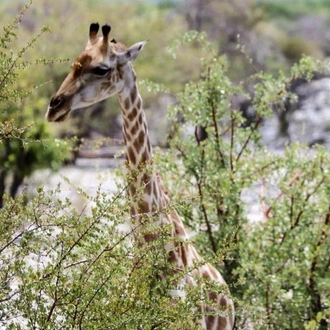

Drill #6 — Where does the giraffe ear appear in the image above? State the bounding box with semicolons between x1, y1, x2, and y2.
118;41;147;64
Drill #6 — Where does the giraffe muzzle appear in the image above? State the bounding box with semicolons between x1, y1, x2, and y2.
49;95;64;109
46;95;71;122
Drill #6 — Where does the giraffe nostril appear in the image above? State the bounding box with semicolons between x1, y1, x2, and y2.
50;95;63;109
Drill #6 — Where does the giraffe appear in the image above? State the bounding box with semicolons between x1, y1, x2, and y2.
45;23;235;330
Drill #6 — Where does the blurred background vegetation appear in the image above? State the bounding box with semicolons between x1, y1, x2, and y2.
2;0;330;145
2;0;330;152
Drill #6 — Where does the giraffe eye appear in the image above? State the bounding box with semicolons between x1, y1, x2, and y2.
92;66;111;76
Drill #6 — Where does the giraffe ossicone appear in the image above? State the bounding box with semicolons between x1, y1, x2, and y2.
46;23;235;330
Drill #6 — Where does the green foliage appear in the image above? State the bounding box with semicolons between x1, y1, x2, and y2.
0;184;216;329
0;2;71;206
157;33;330;328
253;0;330;69
237;144;330;329
279;36;321;63
257;0;330;19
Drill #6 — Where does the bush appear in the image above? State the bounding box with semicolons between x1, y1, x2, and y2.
0;187;201;329
0;2;71;207
158;33;330;328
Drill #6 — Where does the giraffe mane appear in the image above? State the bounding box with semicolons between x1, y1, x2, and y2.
109;41;127;53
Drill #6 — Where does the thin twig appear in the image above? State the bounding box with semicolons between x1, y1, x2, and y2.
264;168;303;219
236;117;262;163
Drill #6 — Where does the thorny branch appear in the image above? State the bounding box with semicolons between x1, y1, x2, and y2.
194;126;217;253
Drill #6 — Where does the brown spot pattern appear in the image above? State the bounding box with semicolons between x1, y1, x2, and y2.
168;250;178;264
144;232;159;242
116;62;126;79
124;97;131;110
127;107;137;121
72;53;92;79
209;291;218;303
130;85;137;104
218;316;227;329
129;185;136;197
220;297;227;307
202;270;211;279
137;200;151;214
140;149;150;164
140;173;150;186
138;113;143;125
145;180;152;196
101;80;111;90
127;146;136;165
206;314;217;330
180;243;188;266
131;121;140;138
137;129;145;146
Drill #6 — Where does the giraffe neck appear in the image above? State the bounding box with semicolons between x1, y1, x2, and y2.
118;74;152;170
117;66;160;221
115;64;234;330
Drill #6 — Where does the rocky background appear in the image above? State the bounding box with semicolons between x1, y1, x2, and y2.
66;0;330;156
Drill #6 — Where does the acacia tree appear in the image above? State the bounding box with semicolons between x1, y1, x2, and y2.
159;32;330;328
0;2;70;207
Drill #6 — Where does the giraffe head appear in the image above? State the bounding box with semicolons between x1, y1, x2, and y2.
46;23;146;122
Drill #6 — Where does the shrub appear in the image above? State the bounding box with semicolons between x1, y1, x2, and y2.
0;2;70;207
158;33;330;328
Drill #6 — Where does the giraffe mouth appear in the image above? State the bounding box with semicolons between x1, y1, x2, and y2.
54;111;70;122
45;107;69;122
